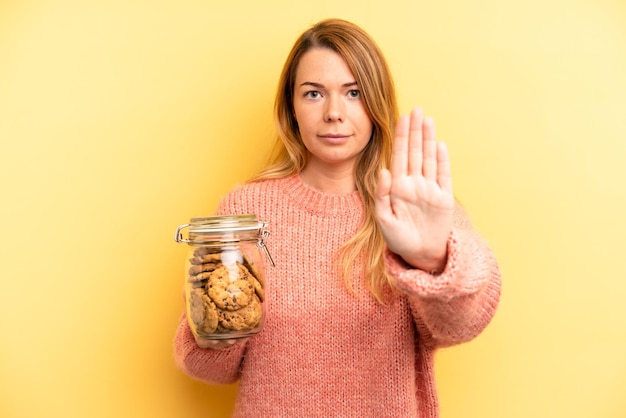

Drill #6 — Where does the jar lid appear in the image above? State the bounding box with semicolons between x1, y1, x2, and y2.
174;214;275;266
174;214;269;243
188;214;263;234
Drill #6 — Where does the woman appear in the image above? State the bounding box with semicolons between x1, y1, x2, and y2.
174;18;501;417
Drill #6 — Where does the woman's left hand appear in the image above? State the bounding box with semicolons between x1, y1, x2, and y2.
374;107;455;273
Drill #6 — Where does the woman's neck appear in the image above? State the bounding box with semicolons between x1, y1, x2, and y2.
299;163;356;194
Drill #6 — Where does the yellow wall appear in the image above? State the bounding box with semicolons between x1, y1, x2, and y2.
1;1;625;417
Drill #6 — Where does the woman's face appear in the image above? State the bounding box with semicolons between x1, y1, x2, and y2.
293;47;373;173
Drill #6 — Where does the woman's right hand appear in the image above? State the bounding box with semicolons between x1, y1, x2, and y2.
195;336;245;350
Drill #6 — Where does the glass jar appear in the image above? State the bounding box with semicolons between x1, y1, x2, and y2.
174;214;274;342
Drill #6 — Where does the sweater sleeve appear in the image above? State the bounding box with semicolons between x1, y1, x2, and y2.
384;205;501;349
173;312;246;384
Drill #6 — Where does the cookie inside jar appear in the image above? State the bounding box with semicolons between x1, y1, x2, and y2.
187;246;266;339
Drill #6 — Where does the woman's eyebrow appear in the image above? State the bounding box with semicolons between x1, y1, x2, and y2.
298;81;358;88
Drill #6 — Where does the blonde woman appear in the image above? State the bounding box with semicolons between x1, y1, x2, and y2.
174;18;501;417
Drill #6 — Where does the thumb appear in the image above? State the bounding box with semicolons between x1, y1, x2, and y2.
374;168;393;217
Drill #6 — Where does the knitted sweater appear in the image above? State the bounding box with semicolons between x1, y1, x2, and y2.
174;174;501;418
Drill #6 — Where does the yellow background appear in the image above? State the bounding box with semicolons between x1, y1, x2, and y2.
1;0;625;417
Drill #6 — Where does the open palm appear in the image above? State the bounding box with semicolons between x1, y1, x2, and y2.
374;108;455;273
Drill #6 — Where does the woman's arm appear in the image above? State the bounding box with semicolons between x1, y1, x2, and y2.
385;206;501;348
375;107;500;347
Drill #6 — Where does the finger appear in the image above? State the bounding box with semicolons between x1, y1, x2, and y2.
197;338;240;349
391;114;410;178
407;107;424;176
374;168;393;218
436;141;453;193
422;116;437;180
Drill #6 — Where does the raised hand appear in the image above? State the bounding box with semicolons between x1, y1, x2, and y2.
374;107;455;273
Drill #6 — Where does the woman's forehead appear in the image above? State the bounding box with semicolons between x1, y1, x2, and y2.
294;48;356;86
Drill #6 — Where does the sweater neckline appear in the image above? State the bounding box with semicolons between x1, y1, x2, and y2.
281;174;363;218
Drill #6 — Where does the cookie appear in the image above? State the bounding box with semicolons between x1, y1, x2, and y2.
189;288;218;334
189;252;222;265
190;279;207;289
242;255;265;288
238;262;265;297
251;275;264;302
188;262;220;276
218;294;262;331
193;246;219;257
207;265;254;311
188;271;213;283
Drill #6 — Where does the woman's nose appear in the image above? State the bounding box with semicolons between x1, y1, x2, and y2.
324;95;344;122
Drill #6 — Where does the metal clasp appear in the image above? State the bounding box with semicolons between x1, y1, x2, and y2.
174;224;190;243
257;221;275;267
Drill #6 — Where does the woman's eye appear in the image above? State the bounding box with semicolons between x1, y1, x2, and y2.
348;89;361;98
305;91;321;99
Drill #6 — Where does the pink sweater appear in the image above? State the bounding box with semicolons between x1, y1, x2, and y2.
174;174;501;417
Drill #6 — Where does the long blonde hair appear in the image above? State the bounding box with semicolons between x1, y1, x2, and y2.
251;19;399;303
